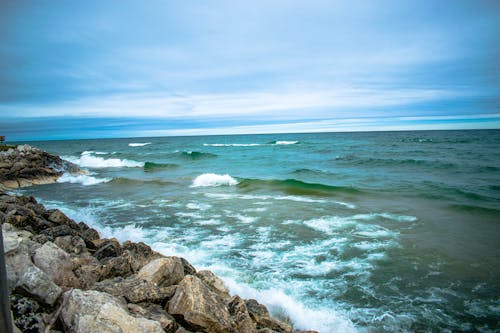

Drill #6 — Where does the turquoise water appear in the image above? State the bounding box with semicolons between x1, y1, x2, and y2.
14;130;500;332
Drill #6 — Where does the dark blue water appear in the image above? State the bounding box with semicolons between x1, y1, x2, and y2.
14;130;500;332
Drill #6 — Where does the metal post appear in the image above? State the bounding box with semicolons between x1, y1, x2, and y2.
0;226;14;333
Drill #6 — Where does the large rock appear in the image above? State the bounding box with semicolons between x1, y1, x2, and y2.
122;240;163;273
228;296;257;333
60;289;164;333
195;270;231;302
245;299;292;333
94;276;171;304
128;303;178;333
15;265;62;306
138;257;185;287
167;275;232;333
33;241;79;288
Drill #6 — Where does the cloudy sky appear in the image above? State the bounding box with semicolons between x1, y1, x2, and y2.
1;0;499;140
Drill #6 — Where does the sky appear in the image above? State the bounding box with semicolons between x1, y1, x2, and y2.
1;0;499;141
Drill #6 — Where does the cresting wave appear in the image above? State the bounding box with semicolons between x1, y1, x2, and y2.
237;178;362;196
128;142;152;147
143;162;179;171
63;151;144;168
57;173;111;186
177;151;218;159
191;173;238;187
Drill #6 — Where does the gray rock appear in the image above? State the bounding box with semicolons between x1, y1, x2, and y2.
245;299;292;333
196;270;231;302
138;257;185;287
128;303;178;333
15;265;62;306
60;289;164;333
168;275;232;333
229;296;257;333
94;276;171;304
33;241;79;288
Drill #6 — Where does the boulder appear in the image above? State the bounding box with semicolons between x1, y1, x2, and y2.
167;275;232;333
128;303;178;333
32;241;79;288
94;238;122;261
15;265;62;306
138;257;185;287
60;289;164;333
122;240;163;273
196;270;231;302
94;276;171;304
245;299;292;333
228;296;257;333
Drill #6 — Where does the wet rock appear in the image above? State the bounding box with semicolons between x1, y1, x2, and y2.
228;296;257;333
128;303;178;333
10;293;44;333
168;275;232;333
33;241;79;288
196;270;231;302
94;276;171;304
245;299;292;333
60;289;164;333
138;257;185;287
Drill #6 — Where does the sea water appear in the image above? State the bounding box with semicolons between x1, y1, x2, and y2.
12;130;500;332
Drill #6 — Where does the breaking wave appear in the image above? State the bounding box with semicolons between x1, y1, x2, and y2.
63;151;144;168
237;178;361;196
57;173;111;186
128;142;152;147
191;173;238;187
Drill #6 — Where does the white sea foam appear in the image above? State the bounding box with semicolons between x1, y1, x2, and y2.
63;151;144;168
191;173;238;187
353;213;417;222
128;142;151;147
57;173;111;186
275;141;299;145
186;202;212;210
223;278;357;333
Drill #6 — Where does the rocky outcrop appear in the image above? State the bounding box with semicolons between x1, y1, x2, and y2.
1;193;304;333
0;144;79;190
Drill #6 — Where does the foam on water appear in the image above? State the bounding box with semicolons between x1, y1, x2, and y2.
186;202;212;210
128;142;152;147
275;141;299;145
57;173;111;186
203;143;262;147
63;151;144;168
191;173;238;187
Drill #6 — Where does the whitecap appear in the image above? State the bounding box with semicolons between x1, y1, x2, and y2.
275;141;299;145
353;213;417;222
128;142;152;147
186;202;212;210
203;143;262;147
191;173;238;187
63;151;144;168
57;173;111;186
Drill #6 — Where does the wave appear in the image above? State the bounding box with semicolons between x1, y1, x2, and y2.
57;173;111;186
291;168;337;177
335;156;457;169
128;142;151;147
268;140;299;145
191;173;238;187
109;177;174;186
143;162;179;171
63;151;144;168
178;151;217;160
203;143;263;147
237;178;361;196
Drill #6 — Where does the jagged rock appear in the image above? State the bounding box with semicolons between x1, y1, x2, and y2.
180;257;197;275
101;253;133;279
94;238;122;260
167;275;232;333
59;289;164;333
94;276;171;304
32;241;79;288
175;327;193;333
196;270;231;302
122;240;163;272
15;265;62;306
228;296;257;333
73;257;104;290
54;235;88;255
138;257;185;287
245;299;292;333
128;303;178;333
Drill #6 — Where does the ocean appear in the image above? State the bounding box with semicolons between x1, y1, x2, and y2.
12;130;500;332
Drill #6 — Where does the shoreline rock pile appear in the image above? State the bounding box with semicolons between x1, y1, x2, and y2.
0;145;317;333
0;145;79;191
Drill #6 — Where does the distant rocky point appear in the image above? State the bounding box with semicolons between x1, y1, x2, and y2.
0;144;80;191
0;145;315;333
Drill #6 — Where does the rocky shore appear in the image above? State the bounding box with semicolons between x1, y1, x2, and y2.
0;145;80;191
1;145;315;333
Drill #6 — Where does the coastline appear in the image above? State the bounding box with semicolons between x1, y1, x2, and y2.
1;145;312;333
